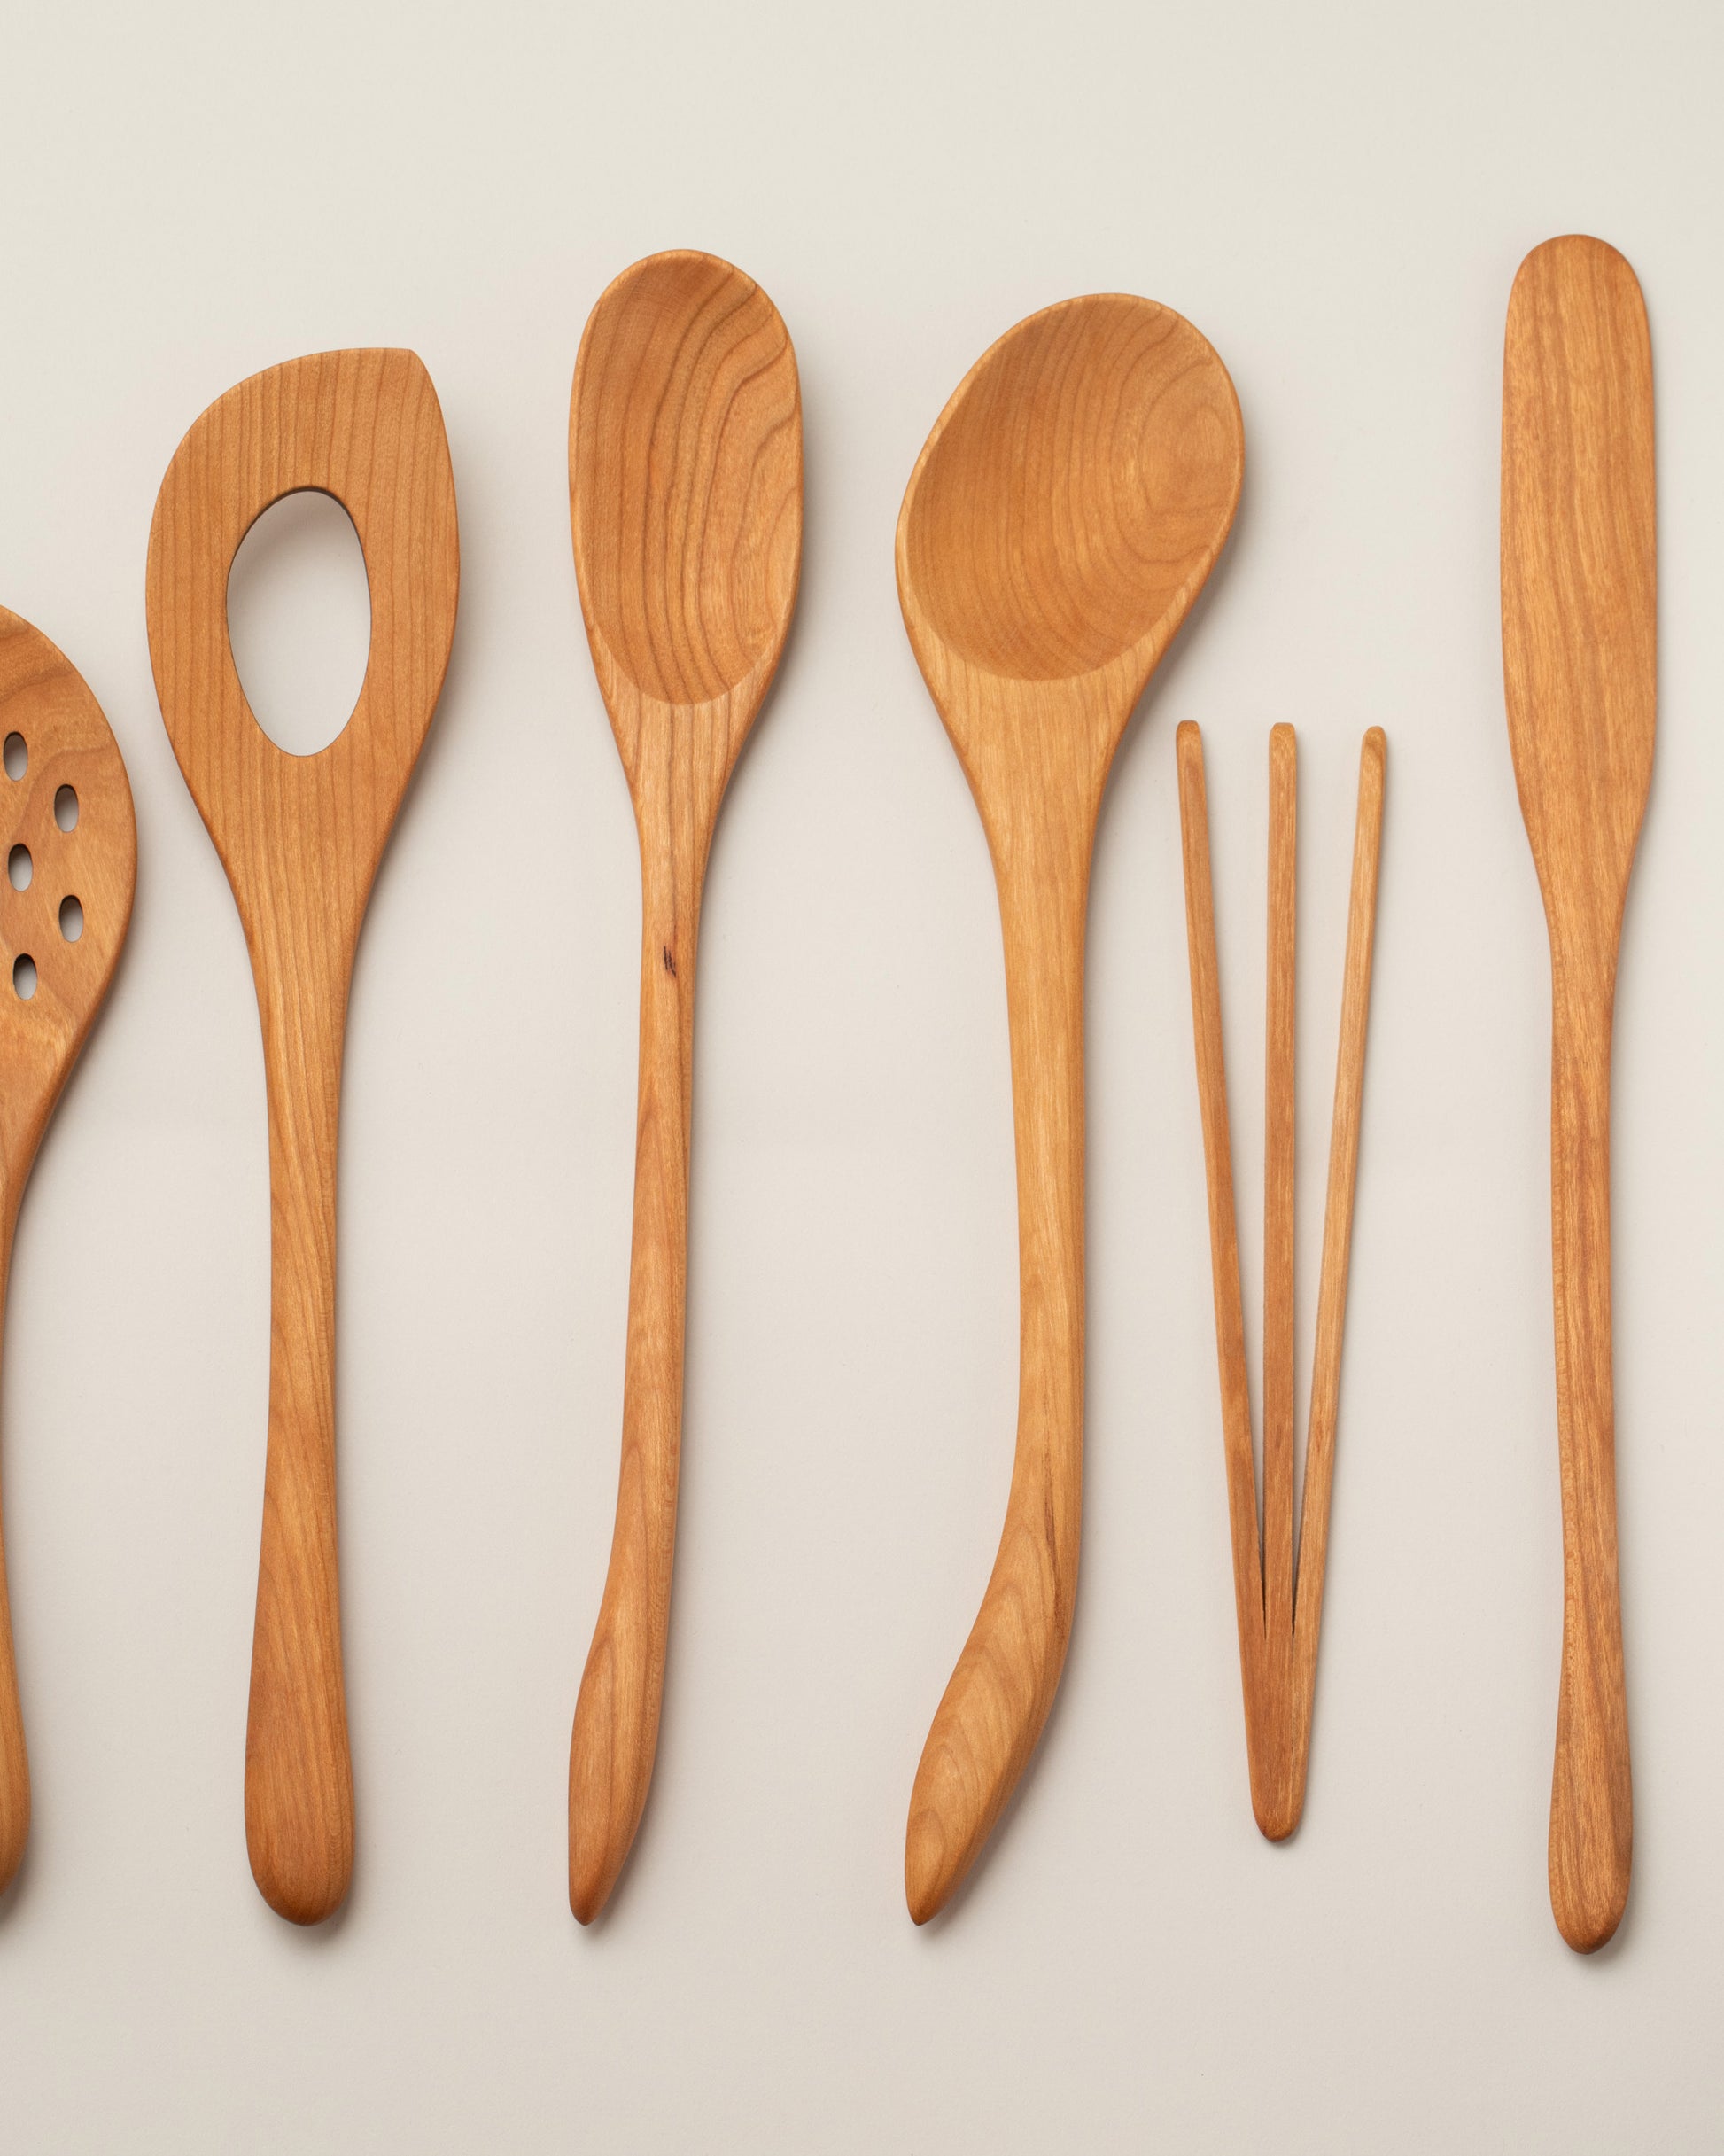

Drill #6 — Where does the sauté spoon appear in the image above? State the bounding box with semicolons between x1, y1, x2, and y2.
895;294;1243;1921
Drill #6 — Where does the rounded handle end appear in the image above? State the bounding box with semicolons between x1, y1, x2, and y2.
244;1635;354;1926
244;1758;353;1926
1549;1720;1631;1953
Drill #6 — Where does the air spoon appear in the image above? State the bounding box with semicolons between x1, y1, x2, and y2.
895;294;1243;1921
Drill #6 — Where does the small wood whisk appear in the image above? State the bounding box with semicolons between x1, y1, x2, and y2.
1176;722;1384;1838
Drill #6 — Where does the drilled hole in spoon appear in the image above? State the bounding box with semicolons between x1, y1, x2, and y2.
59;895;82;942
8;844;30;890
3;735;25;781
54;786;78;831
12;953;36;1000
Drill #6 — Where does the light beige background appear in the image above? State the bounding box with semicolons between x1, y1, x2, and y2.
0;0;1720;2146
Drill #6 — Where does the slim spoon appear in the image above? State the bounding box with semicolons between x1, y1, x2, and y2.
147;351;459;1923
895;295;1242;1921
1502;235;1654;1953
568;251;802;1923
0;610;136;1892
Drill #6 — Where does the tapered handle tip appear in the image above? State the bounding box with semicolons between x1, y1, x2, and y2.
905;1803;953;1926
568;1642;648;1926
568;1807;616;1927
903;1694;1002;1924
569;1869;606;1927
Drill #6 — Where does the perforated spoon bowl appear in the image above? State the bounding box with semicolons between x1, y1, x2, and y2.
568;250;802;1923
895;295;1242;1921
147;350;459;1923
0;608;136;1892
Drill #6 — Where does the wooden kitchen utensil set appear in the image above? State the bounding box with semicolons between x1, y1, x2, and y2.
0;232;1650;1953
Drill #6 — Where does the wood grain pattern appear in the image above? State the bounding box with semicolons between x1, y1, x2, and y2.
1502;234;1654;1953
896;295;1242;1921
146;351;459;1924
1264;728;1296;1664
1177;722;1385;1840
0;610;136;1895
568;252;802;1923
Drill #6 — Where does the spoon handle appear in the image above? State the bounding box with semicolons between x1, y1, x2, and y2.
1546;946;1632;1951
570;721;703;1923
245;951;353;1926
0;1228;28;1893
905;813;1088;1923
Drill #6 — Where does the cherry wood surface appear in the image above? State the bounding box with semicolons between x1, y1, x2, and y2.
895;294;1243;1921
1177;722;1385;1840
1502;234;1655;1953
146;351;460;1923
0;610;136;1895
568;252;802;1923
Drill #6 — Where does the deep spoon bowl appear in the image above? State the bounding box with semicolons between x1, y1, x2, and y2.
902;295;1243;685
896;294;1241;1922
